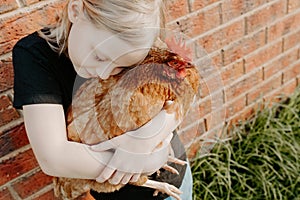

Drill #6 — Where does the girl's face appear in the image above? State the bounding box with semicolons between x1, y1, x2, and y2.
68;18;149;79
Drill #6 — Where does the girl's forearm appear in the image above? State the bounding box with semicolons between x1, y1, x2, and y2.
23;104;110;179
38;140;111;179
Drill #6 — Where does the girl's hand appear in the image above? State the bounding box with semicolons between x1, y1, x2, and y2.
89;109;180;185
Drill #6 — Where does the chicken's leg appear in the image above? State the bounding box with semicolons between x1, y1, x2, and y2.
142;179;182;200
161;156;187;175
145;156;186;200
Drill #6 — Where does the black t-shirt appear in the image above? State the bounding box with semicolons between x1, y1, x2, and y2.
13;31;187;200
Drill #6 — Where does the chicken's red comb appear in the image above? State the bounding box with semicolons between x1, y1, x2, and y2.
165;36;192;62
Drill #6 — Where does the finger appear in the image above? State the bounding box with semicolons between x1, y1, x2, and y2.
120;173;133;184
96;166;116;183
130;173;141;182
108;171;126;185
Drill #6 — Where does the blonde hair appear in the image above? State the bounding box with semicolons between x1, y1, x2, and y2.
39;0;166;55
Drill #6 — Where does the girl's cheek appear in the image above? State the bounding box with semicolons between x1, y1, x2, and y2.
110;68;124;76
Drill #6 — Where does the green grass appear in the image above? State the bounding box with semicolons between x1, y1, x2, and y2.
191;88;300;200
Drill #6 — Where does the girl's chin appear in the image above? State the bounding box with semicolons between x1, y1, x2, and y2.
76;68;96;78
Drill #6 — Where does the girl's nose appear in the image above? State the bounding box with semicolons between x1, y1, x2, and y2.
96;63;124;79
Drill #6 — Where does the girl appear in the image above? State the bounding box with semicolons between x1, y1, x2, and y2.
13;0;193;199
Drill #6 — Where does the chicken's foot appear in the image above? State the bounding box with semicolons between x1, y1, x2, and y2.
161;156;187;175
142;179;182;200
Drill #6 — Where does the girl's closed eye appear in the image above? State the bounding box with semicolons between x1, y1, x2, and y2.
94;53;107;62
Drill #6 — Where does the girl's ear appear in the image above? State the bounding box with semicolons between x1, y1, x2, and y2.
68;0;83;23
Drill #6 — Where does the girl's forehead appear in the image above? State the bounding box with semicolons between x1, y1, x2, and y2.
79;17;152;51
80;18;149;64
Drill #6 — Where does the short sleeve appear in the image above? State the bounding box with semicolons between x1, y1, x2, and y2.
13;41;63;109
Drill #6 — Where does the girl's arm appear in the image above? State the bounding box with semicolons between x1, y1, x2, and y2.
23;104;112;179
23;103;177;184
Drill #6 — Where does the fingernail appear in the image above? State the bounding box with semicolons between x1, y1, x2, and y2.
109;179;118;185
96;177;105;183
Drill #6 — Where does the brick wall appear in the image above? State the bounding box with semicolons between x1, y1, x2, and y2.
0;0;299;199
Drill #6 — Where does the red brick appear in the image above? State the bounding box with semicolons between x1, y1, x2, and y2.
194;53;223;96
179;119;206;145
282;79;298;94
0;1;65;55
0;0;19;15
177;99;205;136
32;189;60;200
225;95;246;119
264;49;298;80
263;88;286;106
256;73;283;99
283;29;300;51
268;12;300;42
222;0;268;22
197;19;245;53
223;29;266;65
247;86;266;105
203;97;225;131
190;0;220;11
211;51;223;69
191;4;221;35
221;59;244;85
0;124;29;158
0;60;14;92
193;126;227;156
196;51;222;69
12;170;53;199
166;16;194;38
283;61;300;83
0;107;20;127
32;189;93;200
287;0;300;13
165;0;189;22
25;0;42;6
198;98;212;118
198;77;210;98
0;95;12;111
0;149;39;185
225;69;263;99
186;139;201;159
246;0;286;34
244;40;282;72
0;95;20;126
229;105;255;125
200;73;224;100
0;187;14;200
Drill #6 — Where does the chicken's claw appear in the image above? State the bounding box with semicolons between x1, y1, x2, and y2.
161;156;187;175
143;180;182;200
162;164;179;175
168;156;188;165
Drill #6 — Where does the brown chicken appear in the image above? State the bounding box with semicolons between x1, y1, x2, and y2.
53;45;200;199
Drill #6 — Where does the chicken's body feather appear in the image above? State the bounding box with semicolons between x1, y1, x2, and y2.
54;48;200;199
